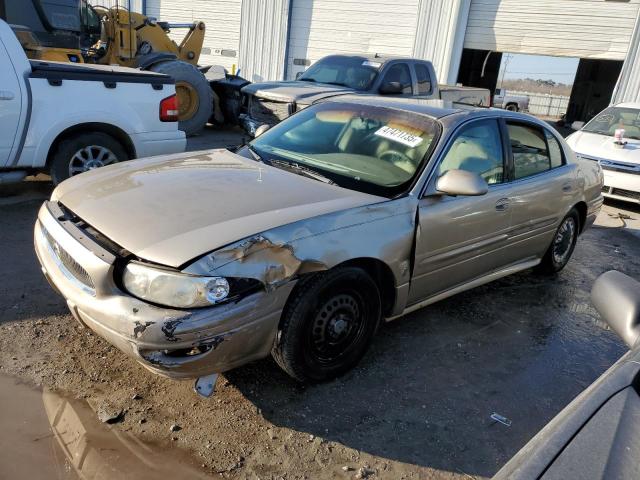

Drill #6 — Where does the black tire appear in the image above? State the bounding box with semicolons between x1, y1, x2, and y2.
49;132;128;186
537;208;580;274
149;61;213;136
505;103;519;112
272;267;382;382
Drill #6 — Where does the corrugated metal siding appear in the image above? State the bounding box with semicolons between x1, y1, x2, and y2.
413;0;470;85
285;0;420;80
613;9;640;103
145;0;242;70
465;0;640;60
238;0;290;82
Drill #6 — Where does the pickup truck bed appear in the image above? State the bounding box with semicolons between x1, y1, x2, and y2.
0;19;185;185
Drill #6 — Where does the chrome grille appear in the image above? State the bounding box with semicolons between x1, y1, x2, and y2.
42;225;95;293
248;97;291;124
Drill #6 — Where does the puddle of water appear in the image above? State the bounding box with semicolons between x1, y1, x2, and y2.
0;375;209;480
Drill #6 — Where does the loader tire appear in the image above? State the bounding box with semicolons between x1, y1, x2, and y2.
150;61;213;136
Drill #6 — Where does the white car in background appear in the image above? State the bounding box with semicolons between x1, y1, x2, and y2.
566;103;640;205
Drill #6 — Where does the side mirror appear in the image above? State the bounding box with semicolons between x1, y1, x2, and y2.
254;124;271;137
591;271;640;349
295;71;304;80
435;169;488;196
379;81;403;95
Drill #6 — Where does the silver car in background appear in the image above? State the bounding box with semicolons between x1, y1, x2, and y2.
34;97;603;389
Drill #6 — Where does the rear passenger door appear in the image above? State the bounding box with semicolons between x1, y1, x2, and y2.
503;121;577;259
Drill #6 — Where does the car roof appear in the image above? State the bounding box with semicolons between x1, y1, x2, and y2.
320;53;421;64
320;95;491;119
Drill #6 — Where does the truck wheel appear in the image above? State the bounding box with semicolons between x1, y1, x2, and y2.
150;61;213;136
50;132;128;185
505;103;519;112
272;267;381;382
537;209;580;274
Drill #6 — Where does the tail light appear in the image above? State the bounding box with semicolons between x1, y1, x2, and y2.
160;94;179;122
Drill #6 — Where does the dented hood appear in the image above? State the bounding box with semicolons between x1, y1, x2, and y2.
241;81;355;105
52;150;383;268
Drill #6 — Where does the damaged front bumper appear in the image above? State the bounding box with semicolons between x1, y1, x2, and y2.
34;202;294;379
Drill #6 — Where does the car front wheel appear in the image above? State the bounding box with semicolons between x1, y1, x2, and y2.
272;267;381;382
538;209;580;273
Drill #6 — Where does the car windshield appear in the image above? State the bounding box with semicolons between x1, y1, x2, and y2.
298;56;381;91
582;106;640;140
245;103;439;197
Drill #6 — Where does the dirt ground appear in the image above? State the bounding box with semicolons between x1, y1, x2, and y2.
1;127;640;479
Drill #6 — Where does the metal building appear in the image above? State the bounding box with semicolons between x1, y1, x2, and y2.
136;0;640;119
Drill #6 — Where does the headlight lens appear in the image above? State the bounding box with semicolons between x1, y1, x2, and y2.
123;262;230;308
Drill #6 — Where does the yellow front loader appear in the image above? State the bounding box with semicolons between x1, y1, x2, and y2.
4;0;222;135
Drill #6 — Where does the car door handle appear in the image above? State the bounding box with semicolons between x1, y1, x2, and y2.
495;198;510;211
0;90;15;100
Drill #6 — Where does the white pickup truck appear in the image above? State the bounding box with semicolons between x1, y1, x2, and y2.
493;88;530;112
0;20;186;185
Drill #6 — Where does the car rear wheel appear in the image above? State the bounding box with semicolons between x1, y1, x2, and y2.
50;132;128;185
505;103;519;112
272;267;381;382
537;209;580;274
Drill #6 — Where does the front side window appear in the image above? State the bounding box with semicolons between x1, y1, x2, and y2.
582;106;640;139
507;123;553;179
298;56;380;91
438;119;504;185
415;64;432;95
381;63;413;94
247;103;439;197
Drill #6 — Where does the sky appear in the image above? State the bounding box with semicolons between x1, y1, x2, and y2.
498;53;580;85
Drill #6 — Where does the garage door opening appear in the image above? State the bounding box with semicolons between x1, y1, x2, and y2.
458;49;579;120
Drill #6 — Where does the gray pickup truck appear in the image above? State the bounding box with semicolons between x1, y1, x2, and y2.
240;54;490;135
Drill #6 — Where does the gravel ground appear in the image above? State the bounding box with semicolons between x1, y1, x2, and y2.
1;126;639;479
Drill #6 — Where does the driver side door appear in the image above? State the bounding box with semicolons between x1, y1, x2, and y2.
408;118;517;303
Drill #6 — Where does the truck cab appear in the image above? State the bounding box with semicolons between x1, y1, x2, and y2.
240;54;490;135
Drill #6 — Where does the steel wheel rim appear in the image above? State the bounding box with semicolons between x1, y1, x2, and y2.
309;293;366;364
176;81;199;120
552;217;576;265
68;145;118;177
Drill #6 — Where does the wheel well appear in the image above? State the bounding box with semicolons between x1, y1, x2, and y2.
330;258;397;317
46;123;136;168
506;102;518;108
573;201;588;233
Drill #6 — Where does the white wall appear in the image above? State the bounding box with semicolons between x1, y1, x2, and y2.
465;0;640;60
238;0;290;82
285;0;420;80
145;0;242;71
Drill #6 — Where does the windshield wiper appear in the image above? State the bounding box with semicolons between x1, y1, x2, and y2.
270;159;335;185
247;144;270;164
299;77;316;83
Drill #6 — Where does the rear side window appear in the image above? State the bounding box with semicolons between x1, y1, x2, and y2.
382;63;413;94
545;130;564;168
415;64;432;95
507;123;552;179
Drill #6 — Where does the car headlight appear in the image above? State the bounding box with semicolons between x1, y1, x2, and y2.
123;262;231;308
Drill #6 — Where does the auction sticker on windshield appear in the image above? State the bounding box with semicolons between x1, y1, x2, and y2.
375;126;423;148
